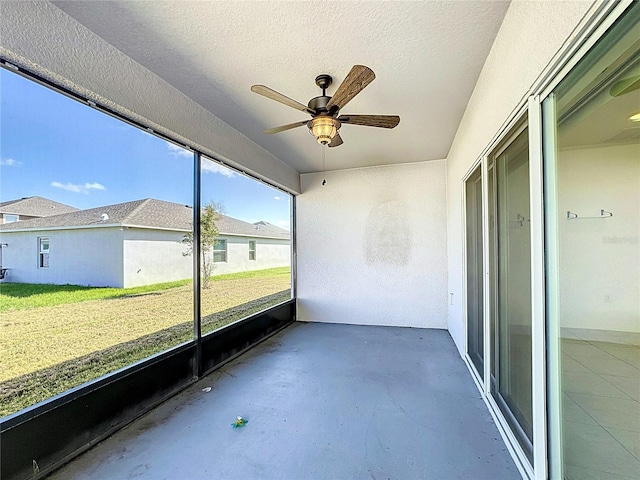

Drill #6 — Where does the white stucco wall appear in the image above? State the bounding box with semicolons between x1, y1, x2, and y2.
0;227;124;287
209;235;291;276
557;144;640;333
1;227;290;288
445;0;594;353
296;161;448;328
123;228;192;288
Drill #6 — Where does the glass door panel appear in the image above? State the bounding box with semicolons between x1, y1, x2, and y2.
466;167;484;379
489;162;497;381
544;3;640;478
490;124;534;462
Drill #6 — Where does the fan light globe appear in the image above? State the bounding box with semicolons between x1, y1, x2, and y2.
309;117;340;145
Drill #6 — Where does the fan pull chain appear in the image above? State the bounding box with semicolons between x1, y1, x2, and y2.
322;145;327;186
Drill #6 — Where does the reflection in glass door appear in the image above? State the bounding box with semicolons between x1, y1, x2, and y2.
544;3;640;478
466;167;484;379
489;124;534;462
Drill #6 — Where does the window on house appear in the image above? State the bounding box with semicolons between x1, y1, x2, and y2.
249;240;256;260
4;214;19;223
38;237;49;268
213;239;227;262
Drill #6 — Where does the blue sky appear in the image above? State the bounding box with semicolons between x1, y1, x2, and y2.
0;68;291;229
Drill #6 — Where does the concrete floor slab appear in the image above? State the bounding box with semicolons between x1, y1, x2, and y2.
50;322;520;480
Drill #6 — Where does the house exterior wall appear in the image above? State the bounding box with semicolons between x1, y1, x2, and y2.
445;0;594;353
0;227;124;287
122;228;192;288
296;161;448;328
208;235;291;276
1;227;289;288
122;229;290;287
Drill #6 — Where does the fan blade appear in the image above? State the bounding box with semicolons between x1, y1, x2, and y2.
263;120;309;134
251;85;315;114
328;132;343;148
326;65;376;111
338;115;400;129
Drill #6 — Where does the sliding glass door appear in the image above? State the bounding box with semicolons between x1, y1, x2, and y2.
544;3;640;478
466;167;484;379
461;5;639;477
465;120;534;463
489;123;534;462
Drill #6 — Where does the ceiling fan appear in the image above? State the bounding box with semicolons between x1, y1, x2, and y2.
251;65;400;147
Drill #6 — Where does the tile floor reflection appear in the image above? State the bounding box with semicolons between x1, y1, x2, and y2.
562;339;640;479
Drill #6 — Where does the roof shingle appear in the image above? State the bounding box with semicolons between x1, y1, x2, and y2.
0;198;290;239
0;196;79;217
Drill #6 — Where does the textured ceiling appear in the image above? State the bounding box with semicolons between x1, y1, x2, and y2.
53;1;510;174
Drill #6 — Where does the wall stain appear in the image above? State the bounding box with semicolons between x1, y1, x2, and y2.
364;200;412;267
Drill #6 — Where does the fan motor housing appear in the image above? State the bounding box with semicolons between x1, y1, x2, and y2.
308;95;331;113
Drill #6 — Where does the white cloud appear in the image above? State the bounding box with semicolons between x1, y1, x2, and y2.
85;182;106;190
274;196;281;201
166;142;192;158
201;160;235;177
0;158;22;167
51;181;106;194
165;141;234;177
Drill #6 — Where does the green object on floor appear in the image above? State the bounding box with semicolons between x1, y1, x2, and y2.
232;416;248;428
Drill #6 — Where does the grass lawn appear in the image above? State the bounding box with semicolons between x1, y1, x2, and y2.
0;266;291;312
0;267;291;417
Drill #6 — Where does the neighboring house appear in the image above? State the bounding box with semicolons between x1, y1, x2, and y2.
0;198;290;288
0;196;79;223
0;196;79;276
